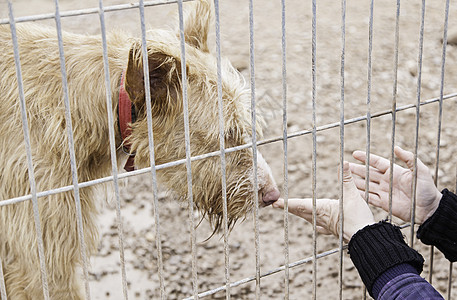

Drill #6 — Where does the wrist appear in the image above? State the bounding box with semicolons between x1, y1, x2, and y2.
417;189;457;262
423;190;442;223
346;220;376;242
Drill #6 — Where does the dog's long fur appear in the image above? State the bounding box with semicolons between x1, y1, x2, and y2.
0;1;279;298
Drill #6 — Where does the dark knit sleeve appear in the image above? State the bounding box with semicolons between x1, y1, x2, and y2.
417;189;457;262
348;221;424;297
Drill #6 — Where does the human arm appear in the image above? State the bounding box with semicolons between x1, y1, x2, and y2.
348;221;440;299
374;267;443;299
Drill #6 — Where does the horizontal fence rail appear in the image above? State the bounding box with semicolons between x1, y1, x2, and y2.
1;92;456;209
0;0;194;25
184;223;413;300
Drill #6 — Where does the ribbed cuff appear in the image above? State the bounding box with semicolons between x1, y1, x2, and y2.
348;221;424;297
417;189;457;262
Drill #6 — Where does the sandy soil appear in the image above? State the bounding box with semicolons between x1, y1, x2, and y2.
3;0;457;299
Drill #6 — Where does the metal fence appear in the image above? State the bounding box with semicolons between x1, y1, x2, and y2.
0;0;455;299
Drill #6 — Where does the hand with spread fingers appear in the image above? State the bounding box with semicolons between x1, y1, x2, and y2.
349;146;442;225
273;162;375;242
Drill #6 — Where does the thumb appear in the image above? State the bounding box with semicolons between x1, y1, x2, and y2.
341;161;376;241
394;146;415;171
342;161;362;202
342;161;356;188
342;161;352;182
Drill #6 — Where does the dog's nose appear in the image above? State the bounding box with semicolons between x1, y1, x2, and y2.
262;187;280;206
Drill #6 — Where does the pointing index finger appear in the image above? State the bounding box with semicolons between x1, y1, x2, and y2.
273;198;320;220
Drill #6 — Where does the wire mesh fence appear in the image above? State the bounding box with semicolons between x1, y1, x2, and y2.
0;0;456;299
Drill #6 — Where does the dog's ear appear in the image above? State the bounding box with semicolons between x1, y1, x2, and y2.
124;42;181;115
180;0;212;52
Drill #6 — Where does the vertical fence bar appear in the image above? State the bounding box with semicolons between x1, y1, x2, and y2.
280;0;290;298
338;0;346;298
448;262;453;299
213;0;231;299
430;0;450;285
177;1;199;298
364;0;374;209
362;1;375;298
311;0;317;299
410;0;426;249
7;2;50;299
138;0;166;297
0;258;5;300
53;0;91;298
247;0;261;298
451;166;457;299
388;0;401;223
98;1;129;298
433;0;450;200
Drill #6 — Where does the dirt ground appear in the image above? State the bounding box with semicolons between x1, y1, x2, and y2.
2;0;457;299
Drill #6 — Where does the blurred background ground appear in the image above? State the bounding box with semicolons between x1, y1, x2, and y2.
2;0;457;299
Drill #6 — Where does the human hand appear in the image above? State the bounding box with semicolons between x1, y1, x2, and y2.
273;162;375;242
349;146;442;224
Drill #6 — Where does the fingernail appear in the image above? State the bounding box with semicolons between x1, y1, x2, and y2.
272;199;283;208
343;161;350;170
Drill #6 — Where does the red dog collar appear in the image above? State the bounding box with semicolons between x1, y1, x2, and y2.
118;71;136;171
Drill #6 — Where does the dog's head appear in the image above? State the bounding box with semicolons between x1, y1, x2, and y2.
124;0;279;231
